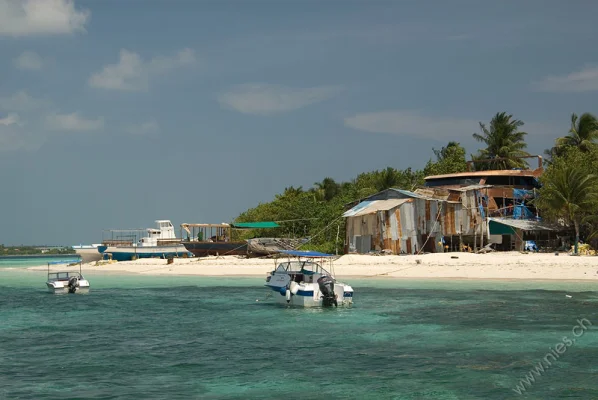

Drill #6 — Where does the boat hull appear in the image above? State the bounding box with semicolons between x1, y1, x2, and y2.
266;282;354;307
73;247;102;263
246;237;307;257
181;241;248;258
98;245;191;261
46;280;90;294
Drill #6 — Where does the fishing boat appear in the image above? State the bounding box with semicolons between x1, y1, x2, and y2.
72;243;103;263
180;223;248;257
46;259;90;294
264;250;353;307
98;220;190;261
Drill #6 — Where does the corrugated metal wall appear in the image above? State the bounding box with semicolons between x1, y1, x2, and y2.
345;189;484;254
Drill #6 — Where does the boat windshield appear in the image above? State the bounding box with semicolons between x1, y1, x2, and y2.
275;260;331;275
47;272;82;281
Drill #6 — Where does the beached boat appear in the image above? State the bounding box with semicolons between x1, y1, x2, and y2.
180;223;248;257
72;244;103;263
98;220;190;261
246;237;308;257
264;250;353;307
46;259;90;294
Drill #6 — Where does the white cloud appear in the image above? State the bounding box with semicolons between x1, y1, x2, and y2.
218;83;343;115
13;51;44;70
46;112;104;131
0;112;20;126
88;48;196;91
344;110;478;140
125;120;160;135
0;90;49;111
0;113;33;151
0;0;90;37
532;66;598;93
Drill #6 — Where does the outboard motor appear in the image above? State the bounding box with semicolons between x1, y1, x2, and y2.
317;275;337;307
68;276;79;293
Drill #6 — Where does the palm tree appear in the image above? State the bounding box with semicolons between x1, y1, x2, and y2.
535;165;598;254
472;112;531;170
375;167;401;191
555;112;598;153
311;177;339;202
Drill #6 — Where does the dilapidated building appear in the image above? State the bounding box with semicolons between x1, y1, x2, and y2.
343;187;486;254
343;158;568;254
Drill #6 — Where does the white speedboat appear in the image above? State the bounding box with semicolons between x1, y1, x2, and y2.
265;250;353;307
46;260;90;294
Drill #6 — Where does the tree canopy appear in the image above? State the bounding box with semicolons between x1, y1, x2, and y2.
472;112;531;170
234;111;598;253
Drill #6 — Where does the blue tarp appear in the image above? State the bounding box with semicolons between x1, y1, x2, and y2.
513;204;535;219
278;250;335;258
513;189;535;200
48;259;81;265
476;190;487;218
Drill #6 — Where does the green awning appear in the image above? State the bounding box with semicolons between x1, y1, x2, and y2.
489;220;516;235
231;222;280;229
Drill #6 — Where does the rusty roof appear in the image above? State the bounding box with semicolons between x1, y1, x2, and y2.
425;169;541;180
450;184;493;192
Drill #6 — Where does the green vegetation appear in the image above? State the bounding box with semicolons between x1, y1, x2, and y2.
234;111;598;254
471;112;531;170
535;146;598;254
0;245;75;256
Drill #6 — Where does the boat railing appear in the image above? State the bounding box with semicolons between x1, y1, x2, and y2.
102;240;134;246
47;271;83;281
47;260;83;279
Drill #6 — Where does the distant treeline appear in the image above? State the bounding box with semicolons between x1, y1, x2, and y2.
0;245;75;255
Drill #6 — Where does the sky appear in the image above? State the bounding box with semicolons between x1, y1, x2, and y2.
1;0;598;245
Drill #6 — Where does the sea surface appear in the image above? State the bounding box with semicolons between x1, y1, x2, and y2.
1;257;597;399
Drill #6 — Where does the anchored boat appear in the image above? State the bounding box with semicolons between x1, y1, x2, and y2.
46;259;90;294
265;250;353;307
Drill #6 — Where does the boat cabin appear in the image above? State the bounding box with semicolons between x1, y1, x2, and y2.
271;260;333;284
47;271;84;282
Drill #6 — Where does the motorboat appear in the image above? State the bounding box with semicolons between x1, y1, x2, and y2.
46;259;90;294
265;250;353;307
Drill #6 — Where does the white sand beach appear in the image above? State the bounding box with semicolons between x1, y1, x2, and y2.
30;252;598;281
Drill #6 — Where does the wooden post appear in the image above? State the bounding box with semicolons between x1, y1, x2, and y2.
336;224;340;255
473;218;478;253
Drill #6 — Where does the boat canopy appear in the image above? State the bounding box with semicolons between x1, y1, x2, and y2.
278;250;335;258
47;259;82;265
231;221;280;229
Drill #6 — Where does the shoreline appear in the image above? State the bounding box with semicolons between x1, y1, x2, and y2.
23;251;598;282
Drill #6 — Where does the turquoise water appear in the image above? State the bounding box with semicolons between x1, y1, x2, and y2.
0;255;81;268
1;261;598;399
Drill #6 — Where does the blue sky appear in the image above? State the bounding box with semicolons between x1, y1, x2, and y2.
1;0;597;245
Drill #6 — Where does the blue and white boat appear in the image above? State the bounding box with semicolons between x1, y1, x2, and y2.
98;220;191;261
265;250;353;307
